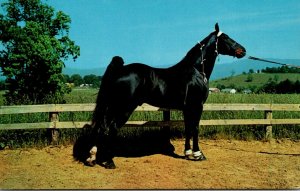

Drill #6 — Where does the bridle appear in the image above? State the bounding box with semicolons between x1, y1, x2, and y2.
197;31;222;83
215;31;223;55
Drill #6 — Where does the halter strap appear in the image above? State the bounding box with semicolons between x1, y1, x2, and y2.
215;31;222;55
198;42;207;83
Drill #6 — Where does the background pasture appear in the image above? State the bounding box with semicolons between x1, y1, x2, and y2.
0;89;299;149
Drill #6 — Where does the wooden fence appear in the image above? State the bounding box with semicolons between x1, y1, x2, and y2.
1;103;300;142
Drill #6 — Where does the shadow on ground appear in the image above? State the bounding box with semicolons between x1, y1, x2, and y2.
73;124;179;164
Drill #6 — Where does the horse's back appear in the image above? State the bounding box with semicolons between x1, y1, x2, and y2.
103;62;208;110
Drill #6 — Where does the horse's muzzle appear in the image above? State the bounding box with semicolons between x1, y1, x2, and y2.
235;48;246;58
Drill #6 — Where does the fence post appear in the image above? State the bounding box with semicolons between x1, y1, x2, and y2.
162;110;171;137
163;110;171;124
49;112;59;145
264;110;273;140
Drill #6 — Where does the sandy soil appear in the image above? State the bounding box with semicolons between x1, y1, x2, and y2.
0;139;300;189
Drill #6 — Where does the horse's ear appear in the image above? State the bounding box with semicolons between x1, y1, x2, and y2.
215;23;219;32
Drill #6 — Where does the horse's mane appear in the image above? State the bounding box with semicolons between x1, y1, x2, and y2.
172;32;215;69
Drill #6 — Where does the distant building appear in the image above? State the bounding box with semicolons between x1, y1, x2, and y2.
209;88;220;93
221;88;237;94
243;89;252;94
65;83;75;88
79;84;92;88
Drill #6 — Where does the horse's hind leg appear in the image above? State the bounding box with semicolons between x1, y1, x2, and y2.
85;114;119;168
85;126;101;167
100;107;136;169
99;121;118;169
86;146;97;166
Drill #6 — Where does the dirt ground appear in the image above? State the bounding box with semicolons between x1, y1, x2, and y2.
0;139;300;189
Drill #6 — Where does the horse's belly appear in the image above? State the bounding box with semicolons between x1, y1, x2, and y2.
144;89;185;109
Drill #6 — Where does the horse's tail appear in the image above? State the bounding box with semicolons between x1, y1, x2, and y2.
103;56;124;80
91;56;124;126
100;56;124;95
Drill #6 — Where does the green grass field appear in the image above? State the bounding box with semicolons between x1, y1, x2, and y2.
65;88;300;104
0;89;299;148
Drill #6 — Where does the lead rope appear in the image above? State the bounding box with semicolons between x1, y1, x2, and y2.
248;56;300;69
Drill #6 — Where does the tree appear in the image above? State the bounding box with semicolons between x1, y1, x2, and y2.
248;69;254;74
277;79;293;94
62;74;70;84
0;80;6;90
70;74;83;87
83;74;100;87
0;0;80;104
245;74;253;82
295;80;300;93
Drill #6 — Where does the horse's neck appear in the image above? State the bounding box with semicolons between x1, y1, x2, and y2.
173;42;217;80
201;51;217;80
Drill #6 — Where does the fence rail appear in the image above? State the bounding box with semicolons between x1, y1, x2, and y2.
1;103;300;141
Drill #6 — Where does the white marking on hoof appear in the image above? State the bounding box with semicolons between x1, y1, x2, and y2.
184;149;193;156
90;146;97;155
185;149;193;159
193;151;206;161
86;146;97;165
193;151;202;158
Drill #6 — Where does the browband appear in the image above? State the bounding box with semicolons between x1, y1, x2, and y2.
217;31;223;37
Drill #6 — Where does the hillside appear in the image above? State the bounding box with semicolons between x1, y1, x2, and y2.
211;58;300;80
210;73;300;91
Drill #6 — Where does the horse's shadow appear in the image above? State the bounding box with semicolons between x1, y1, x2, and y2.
73;124;183;164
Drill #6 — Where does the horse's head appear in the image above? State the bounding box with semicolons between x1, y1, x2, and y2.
213;23;246;58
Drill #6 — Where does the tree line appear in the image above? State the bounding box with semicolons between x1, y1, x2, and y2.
63;74;102;88
0;74;103;90
262;66;300;73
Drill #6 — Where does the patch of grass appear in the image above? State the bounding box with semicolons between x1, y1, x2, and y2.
64;88;99;103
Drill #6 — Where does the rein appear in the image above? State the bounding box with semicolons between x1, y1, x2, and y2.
248;56;300;69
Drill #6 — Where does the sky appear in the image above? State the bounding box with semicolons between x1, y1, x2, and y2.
2;0;300;69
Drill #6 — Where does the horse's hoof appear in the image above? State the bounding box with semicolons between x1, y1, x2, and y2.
184;149;194;160
85;160;96;167
193;151;206;161
194;155;207;161
102;161;116;169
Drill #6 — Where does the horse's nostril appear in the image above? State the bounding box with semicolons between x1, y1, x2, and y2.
235;48;246;58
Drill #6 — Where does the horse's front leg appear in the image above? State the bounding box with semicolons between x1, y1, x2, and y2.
183;107;206;161
99;108;136;169
191;123;206;161
184;122;193;159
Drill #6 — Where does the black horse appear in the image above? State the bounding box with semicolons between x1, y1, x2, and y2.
85;23;246;169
